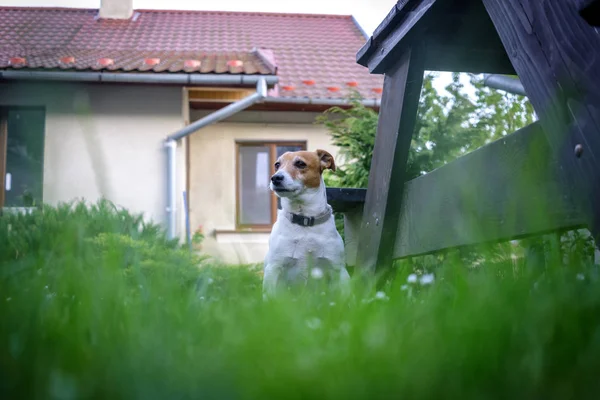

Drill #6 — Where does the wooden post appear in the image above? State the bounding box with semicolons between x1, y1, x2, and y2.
343;205;363;270
482;0;600;246
355;47;425;276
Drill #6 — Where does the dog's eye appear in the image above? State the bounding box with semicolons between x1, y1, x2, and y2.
274;162;281;170
295;160;307;169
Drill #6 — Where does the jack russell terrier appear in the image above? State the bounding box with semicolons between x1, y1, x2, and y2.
263;149;350;298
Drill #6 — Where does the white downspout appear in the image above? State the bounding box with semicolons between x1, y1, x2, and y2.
164;78;269;240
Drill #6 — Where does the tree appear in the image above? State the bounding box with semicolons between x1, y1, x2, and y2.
317;72;540;263
317;72;531;188
468;74;536;147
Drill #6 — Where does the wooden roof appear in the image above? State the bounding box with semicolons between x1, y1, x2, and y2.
356;0;515;75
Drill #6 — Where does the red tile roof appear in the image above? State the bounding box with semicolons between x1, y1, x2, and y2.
2;48;275;74
0;7;383;101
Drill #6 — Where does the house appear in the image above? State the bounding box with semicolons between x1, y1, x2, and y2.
0;0;383;265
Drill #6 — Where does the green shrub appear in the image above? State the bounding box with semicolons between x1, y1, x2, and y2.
2;200;600;399
0;199;204;291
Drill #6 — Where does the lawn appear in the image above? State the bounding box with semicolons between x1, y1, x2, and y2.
2;200;600;399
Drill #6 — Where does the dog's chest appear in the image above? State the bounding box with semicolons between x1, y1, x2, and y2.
269;218;342;262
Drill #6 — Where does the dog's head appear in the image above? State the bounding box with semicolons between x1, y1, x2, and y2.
269;149;336;198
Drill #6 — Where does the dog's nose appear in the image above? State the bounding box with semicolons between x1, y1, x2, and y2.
271;174;284;184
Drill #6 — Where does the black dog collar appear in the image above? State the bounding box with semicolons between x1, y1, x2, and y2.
285;205;333;227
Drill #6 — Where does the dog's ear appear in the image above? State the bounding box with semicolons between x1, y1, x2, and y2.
316;149;336;172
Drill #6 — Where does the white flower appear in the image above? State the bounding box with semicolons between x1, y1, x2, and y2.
407;274;418;283
306;317;322;330
375;291;387;299
576;273;585;281
400;284;408;291
329;302;336;306
420;273;435;285
207;278;214;285
311;268;324;279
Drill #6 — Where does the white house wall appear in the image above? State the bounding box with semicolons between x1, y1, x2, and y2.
0;82;186;234
188;112;338;265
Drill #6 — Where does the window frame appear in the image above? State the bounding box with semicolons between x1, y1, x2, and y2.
1;106;47;209
235;140;307;230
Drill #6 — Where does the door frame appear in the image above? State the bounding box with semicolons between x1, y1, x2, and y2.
0;106;46;210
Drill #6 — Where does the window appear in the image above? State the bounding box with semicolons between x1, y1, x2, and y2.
0;107;45;208
236;141;306;229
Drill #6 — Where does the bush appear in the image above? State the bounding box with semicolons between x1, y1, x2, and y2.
0;199;205;291
2;200;600;399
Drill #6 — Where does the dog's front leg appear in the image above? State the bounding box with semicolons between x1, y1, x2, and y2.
262;263;281;300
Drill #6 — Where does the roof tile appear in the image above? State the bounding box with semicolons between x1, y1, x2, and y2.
0;7;383;101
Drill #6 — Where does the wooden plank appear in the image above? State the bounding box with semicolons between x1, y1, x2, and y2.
482;0;600;244
343;205;363;268
357;0;515;75
0;110;6;207
326;188;366;213
326;127;586;259
357;0;435;74
423;43;514;74
356;47;425;274
579;0;600;26
393;123;586;258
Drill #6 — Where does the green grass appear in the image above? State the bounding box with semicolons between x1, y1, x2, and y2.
2;201;600;399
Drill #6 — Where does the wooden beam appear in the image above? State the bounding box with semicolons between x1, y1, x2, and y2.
357;0;516;75
326;188;365;213
393;123;586;258
357;0;435;74
355;47;425;274
579;0;600;26
482;0;600;244
189;101;380;114
423;43;515;74
343;205;364;268
327;123;586;259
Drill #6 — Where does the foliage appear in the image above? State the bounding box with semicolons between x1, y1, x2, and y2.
316;91;378;189
3;221;600;398
317;73;536;188
469;74;537;147
406;73;479;178
0;199;205;290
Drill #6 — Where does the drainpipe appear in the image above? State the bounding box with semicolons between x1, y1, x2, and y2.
164;77;269;240
482;74;527;96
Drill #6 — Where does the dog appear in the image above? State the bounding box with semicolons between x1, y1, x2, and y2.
262;149;350;298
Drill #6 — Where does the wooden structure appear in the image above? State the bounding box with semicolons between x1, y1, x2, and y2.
327;0;600;274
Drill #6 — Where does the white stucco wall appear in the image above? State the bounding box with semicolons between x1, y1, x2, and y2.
188;110;339;265
0;81;186;234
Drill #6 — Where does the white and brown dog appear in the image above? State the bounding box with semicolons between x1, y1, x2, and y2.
263;149;350;298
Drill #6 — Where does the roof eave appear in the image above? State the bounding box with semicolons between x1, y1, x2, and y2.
356;0;437;74
350;15;370;40
0;70;279;87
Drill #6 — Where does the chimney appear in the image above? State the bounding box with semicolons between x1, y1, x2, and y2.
99;0;133;20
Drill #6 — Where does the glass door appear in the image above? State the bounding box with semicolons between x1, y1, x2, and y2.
1;107;45;210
